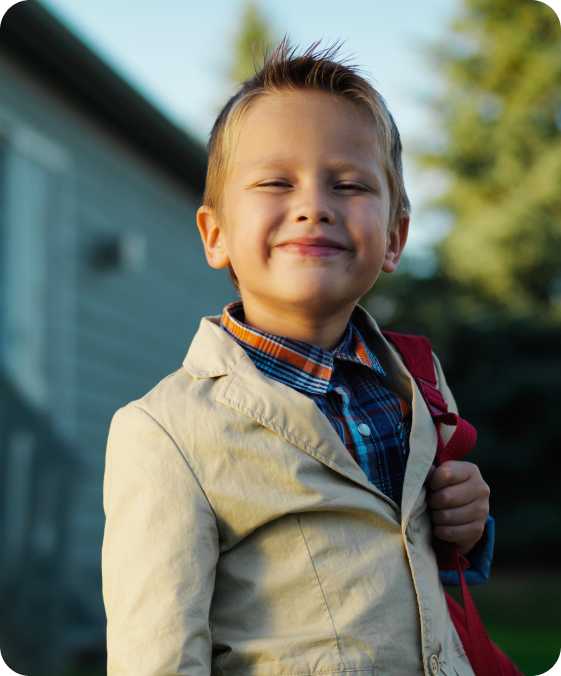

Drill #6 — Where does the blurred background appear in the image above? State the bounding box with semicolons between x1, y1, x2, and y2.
0;0;559;674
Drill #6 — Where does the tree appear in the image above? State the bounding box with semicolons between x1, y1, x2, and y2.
228;1;278;85
364;3;561;569
416;0;561;317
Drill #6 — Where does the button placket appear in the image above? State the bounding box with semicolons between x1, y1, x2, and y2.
334;387;371;438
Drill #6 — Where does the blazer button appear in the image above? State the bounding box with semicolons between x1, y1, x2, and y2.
429;653;440;675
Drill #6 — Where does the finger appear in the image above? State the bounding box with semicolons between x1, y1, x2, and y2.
429;461;476;492
428;481;479;509
430;500;488;527
425;464;436;485
432;521;485;546
429;479;490;510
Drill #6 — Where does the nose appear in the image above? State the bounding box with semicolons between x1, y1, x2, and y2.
294;185;336;226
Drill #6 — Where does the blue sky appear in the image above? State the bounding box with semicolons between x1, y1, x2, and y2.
37;0;463;263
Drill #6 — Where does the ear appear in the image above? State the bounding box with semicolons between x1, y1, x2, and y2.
382;212;410;273
196;205;230;269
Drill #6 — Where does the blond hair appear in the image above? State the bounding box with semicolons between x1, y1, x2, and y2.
203;37;411;286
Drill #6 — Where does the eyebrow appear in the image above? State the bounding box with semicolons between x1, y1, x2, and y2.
248;157;382;185
251;157;374;173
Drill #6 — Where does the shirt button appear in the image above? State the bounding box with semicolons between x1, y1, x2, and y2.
357;423;371;436
429;653;440;675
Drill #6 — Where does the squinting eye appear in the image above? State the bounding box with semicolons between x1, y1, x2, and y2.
257;181;368;191
337;183;367;191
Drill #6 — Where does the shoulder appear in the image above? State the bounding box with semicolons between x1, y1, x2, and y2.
107;312;258;481
130;364;212;423
102;371;221;537
108;362;229;473
110;313;249;447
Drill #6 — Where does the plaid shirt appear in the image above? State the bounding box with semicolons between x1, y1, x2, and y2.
220;301;494;585
221;301;412;506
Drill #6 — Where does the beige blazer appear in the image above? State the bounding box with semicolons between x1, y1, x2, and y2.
102;307;474;676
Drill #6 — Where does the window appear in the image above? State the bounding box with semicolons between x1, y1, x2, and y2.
1;120;71;417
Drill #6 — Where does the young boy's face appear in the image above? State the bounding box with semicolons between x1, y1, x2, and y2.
197;89;408;325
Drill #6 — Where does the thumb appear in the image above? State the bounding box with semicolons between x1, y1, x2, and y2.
425;464;437;488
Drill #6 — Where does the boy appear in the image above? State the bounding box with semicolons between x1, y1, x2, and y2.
102;39;493;675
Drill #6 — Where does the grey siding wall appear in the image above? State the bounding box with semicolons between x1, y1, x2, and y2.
0;52;232;661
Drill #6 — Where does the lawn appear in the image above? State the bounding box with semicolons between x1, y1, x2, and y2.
447;569;561;675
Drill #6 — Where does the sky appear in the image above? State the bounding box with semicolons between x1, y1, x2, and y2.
36;0;463;265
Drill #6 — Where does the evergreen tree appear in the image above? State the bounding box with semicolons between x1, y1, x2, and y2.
416;0;561;317
229;1;278;85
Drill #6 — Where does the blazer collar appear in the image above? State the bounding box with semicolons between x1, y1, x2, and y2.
182;307;438;524
183;315;246;377
183;305;404;381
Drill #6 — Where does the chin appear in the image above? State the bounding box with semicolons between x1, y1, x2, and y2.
279;291;348;315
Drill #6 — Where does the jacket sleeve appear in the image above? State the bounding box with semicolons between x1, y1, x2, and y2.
431;353;495;586
102;404;219;675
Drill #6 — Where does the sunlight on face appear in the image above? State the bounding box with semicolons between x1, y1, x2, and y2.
213;89;401;327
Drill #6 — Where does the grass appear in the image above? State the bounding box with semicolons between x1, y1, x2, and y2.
448;569;561;675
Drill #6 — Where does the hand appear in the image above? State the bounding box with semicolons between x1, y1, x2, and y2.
427;460;490;555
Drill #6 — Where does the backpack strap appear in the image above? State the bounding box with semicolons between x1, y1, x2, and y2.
382;330;477;464
383;330;522;676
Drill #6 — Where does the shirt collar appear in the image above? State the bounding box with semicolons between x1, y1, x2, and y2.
220;301;385;395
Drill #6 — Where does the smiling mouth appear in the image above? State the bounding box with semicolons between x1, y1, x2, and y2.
276;242;348;257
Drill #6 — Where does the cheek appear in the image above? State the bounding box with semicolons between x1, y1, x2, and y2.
240;199;283;242
226;209;276;265
350;207;388;253
236;192;279;225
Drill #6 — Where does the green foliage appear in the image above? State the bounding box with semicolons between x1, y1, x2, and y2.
367;1;561;565
228;1;278;85
416;0;561;315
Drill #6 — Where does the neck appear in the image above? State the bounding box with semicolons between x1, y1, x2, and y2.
240;297;356;350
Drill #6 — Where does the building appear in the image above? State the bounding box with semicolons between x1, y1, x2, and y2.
0;2;231;672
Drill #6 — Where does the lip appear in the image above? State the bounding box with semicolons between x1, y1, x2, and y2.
277;236;349;249
275;238;350;258
275;236;351;259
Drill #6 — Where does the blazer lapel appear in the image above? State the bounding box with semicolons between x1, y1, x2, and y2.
184;312;438;521
350;308;440;525
400;379;439;524
213;356;398;508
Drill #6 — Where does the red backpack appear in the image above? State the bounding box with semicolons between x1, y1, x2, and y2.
383;331;522;676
